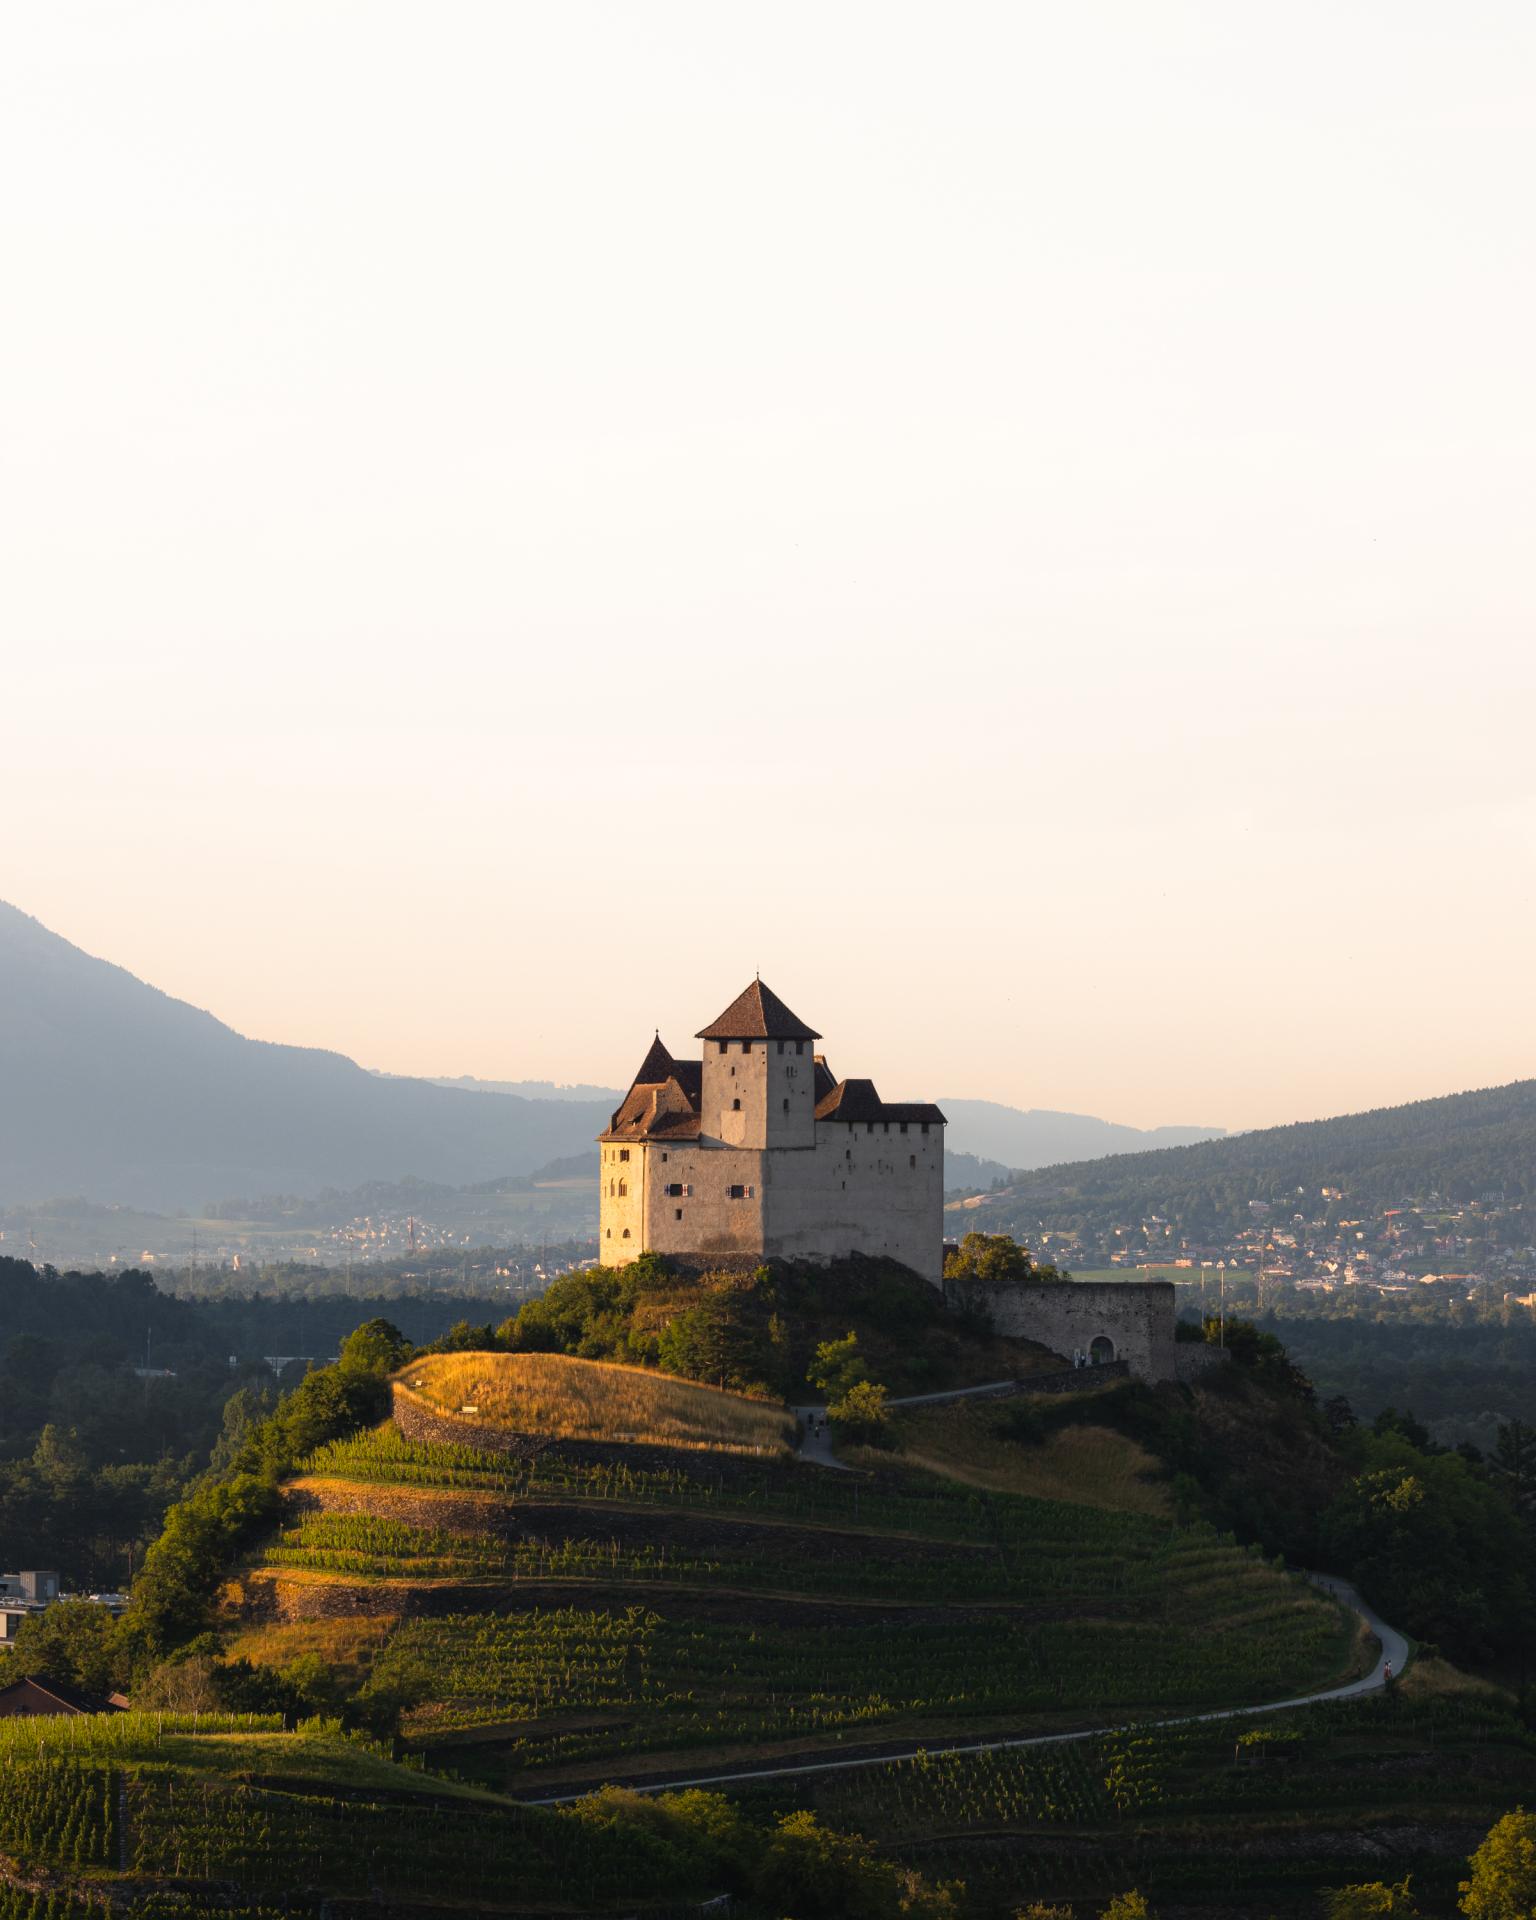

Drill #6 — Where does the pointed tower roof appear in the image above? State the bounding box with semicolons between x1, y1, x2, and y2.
696;978;821;1041
629;1033;676;1088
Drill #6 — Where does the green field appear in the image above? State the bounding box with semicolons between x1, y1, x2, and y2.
1068;1267;1254;1287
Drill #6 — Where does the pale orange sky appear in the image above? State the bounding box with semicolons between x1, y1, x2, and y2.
2;4;1532;1133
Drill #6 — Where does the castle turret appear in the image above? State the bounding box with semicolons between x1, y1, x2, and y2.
696;979;820;1152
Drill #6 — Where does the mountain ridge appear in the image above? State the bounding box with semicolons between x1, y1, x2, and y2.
0;899;1233;1214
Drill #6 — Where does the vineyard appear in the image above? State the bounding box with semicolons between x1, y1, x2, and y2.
732;1675;1536;1913
0;1713;725;1917
379;1594;1353;1773
235;1409;1375;1806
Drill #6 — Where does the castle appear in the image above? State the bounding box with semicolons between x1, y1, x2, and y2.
598;979;946;1282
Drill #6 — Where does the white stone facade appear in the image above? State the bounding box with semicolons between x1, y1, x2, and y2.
598;981;946;1283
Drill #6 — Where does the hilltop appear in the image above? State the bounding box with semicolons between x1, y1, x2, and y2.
974;1076;1536;1238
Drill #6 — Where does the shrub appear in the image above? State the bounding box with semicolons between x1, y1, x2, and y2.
829;1380;892;1447
1460;1808;1536;1920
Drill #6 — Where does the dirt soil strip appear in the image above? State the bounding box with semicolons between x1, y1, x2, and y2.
516;1575;1408;1807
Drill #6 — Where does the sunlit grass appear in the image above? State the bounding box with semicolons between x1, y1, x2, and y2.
851;1399;1170;1515
399;1352;795;1456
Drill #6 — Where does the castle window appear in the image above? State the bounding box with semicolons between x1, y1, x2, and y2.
619;1148;630;1162
718;1040;728;1054
782;1099;789;1113
900;1122;909;1134
622;1228;631;1239
845;1149;851;1161
777;1040;785;1054
921;1123;930;1134
605;1229;611;1238
743;1041;752;1053
618;1181;627;1197
796;1040;805;1055
729;1184;746;1199
666;1183;683;1197
910;1154;917;1169
675;1208;683;1220
661;1152;669;1162
732;1098;741;1111
866;1123;874;1134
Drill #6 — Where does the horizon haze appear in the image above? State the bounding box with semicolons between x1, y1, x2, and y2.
3;4;1532;1131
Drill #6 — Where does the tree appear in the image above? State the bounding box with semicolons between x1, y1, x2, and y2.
339;1318;412;1375
1493;1422;1536;1515
8;1599;124;1696
758;1810;957;1919
1326;1878;1421;1919
828;1379;892;1446
809;1332;869;1400
943;1233;1064;1287
1460;1809;1536;1920
1099;1895;1153;1920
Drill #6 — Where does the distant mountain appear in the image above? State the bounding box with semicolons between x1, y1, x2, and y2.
0;903;611;1211
943;1150;1017;1193
938;1099;1226;1171
0;899;1234;1219
979;1079;1536;1237
422;1074;624;1104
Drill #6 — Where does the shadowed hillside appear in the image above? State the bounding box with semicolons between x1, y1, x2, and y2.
0;902;610;1210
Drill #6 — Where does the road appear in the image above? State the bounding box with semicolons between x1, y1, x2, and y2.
792;1376;1037;1470
520;1575;1407;1806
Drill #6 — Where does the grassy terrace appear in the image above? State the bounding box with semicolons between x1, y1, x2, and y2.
246;1416;1370;1789
398;1350;797;1455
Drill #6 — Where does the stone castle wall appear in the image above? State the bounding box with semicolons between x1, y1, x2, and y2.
948;1277;1179;1384
600;1123;944;1282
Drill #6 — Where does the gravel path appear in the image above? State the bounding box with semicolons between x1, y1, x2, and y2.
520;1574;1407;1805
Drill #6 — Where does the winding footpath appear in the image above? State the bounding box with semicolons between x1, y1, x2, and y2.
521;1551;1408;1806
521;1403;1409;1807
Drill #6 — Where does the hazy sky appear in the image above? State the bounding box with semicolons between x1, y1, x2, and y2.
3;4;1532;1133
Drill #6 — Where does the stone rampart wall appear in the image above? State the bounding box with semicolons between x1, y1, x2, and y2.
1174;1344;1233;1383
947;1279;1178;1385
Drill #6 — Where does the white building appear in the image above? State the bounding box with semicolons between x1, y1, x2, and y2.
598;980;946;1282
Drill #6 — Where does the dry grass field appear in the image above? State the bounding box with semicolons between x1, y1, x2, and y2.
399;1352;796;1456
851;1397;1170;1515
225;1615;397;1682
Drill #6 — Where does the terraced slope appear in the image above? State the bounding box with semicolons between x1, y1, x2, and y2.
230;1366;1368;1798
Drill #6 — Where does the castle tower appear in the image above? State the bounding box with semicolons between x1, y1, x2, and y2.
696;979;820;1152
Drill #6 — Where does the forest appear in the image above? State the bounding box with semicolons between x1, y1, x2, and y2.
986;1077;1536;1235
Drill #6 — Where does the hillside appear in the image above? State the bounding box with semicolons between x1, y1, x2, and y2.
980;1077;1536;1237
0;902;610;1210
935;1098;1226;1169
13;1261;1536;1919
211;1344;1534;1916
